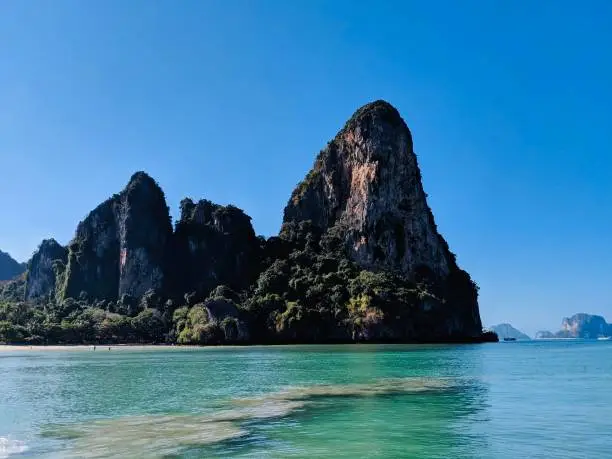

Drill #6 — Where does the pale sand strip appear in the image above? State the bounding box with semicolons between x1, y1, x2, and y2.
0;344;189;352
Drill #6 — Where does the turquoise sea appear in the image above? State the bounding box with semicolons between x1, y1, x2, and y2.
1;341;611;458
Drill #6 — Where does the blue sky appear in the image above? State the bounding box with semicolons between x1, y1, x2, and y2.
1;0;611;335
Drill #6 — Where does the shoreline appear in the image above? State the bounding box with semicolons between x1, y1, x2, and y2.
0;344;186;352
0;340;496;352
1;339;605;352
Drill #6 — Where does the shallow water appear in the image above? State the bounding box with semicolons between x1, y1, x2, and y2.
1;341;611;458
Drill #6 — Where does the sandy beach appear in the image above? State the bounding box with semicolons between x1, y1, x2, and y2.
0;344;186;352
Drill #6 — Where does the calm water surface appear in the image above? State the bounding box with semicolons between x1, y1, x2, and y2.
1;341;610;458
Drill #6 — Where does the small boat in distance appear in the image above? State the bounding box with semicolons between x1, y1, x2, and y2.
597;336;611;341
503;337;517;342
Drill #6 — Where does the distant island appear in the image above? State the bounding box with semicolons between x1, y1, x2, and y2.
536;313;611;339
0;101;497;346
490;324;530;340
0;250;25;282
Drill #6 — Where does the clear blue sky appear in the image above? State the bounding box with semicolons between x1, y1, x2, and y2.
1;0;611;335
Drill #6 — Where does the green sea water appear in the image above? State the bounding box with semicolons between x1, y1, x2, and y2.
1;341;611;458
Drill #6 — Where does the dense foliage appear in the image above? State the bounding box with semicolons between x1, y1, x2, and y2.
1;220;493;345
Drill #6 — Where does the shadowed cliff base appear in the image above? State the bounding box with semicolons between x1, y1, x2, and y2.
1;101;496;345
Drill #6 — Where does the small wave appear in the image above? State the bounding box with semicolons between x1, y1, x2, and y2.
0;437;28;459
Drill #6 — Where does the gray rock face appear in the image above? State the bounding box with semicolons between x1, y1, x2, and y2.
61;172;172;301
284;100;451;279
172;199;261;297
116;172;172;299
283;100;483;337
25;239;68;300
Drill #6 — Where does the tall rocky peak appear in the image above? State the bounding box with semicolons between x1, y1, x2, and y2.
283;100;454;280
283;100;483;336
0;249;25;281
172;199;260;299
60;172;172;302
25;239;68;300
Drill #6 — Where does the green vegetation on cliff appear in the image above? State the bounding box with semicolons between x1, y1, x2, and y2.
0;219;493;345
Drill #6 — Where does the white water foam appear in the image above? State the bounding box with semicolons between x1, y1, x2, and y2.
0;437;28;459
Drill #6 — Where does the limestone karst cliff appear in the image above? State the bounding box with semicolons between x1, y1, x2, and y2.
171;199;261;300
536;314;611;339
1;100;493;345
25;239;68;301
560;314;610;338
59;172;172;302
283;100;483;338
284;101;451;278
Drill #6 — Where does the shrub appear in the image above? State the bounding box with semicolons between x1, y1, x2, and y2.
131;309;165;343
208;285;241;304
192;322;223;345
0;321;26;343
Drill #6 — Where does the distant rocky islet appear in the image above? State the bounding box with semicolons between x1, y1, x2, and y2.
0;250;25;282
536;313;612;339
489;323;531;340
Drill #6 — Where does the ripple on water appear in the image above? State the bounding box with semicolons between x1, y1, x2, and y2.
41;377;452;458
